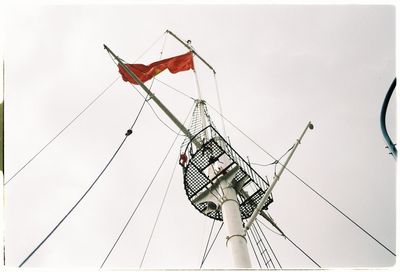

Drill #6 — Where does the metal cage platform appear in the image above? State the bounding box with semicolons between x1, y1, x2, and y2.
181;126;273;221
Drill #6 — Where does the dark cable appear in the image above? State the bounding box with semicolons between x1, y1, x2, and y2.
290;172;397;257
251;161;278;167
131;83;185;136
247;226;262;268
200;222;224;268
206;101;277;161
273;144;295;177
5;77;120;186
153;78;196;101
257;218;320;268
200;219;216;267
252;223;275;269
257;217;284;237
206;101;396;257
285;235;321;268
134;32;167;63
252;144;294;167
255;219;282;269
139;159;179;268
125;35;186;137
99;131;179;269
18;94;147;267
100;101;194;268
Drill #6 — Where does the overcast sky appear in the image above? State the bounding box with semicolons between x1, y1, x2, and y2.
2;3;397;270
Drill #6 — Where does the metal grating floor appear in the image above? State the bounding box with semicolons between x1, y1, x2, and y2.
182;126;273;221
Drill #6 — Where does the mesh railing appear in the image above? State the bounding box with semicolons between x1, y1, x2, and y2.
183;126;270;193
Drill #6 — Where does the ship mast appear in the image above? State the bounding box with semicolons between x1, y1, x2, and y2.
104;43;253;268
166;32;252;267
104;37;311;268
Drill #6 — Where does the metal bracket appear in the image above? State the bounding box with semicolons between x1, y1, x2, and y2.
225;234;247;246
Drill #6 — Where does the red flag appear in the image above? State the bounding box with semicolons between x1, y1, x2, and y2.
118;52;194;85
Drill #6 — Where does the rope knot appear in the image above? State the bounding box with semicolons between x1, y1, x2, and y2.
125;129;133;136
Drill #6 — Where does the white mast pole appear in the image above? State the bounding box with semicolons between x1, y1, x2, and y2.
212;167;252;268
222;176;252;267
164;32;254;268
185;40;252;267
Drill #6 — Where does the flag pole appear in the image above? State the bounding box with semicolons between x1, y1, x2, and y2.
103;44;200;148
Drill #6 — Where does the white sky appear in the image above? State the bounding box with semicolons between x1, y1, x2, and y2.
1;3;397;270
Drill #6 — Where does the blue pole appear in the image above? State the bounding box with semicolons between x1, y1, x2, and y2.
380;78;396;159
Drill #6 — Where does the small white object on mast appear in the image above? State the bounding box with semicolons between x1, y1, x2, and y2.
245;121;314;230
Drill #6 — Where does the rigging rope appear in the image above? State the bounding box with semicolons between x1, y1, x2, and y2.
285;235;321;268
134;32;167;63
247;227;262;268
154;77;196;101
213;73;227;137
5;76;119;186
205;101;396;257
253;223;275;268
132;85;184;135
139;159;179;268
248;225;271;268
100;37;181;268
18;93;148;267
251;144;294;167
257;217;284;237
15;31;191;267
199;222;224;268
255;219;282;269
99;132;179;269
294;175;397;257
7;32;169;187
256;219;320;268
200;219;216;267
100;101;195;268
126;36;192;137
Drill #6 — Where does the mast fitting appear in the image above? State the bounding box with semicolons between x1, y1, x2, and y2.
226;234;247;246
